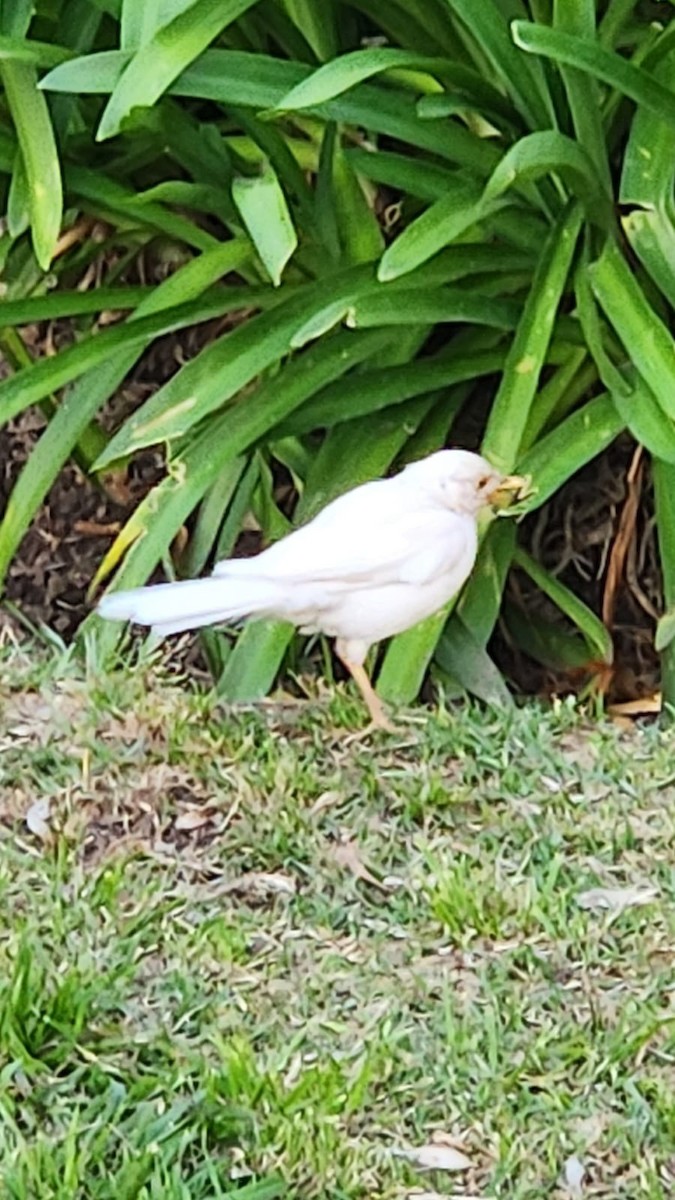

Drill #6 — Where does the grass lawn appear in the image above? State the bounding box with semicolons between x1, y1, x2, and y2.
0;633;673;1199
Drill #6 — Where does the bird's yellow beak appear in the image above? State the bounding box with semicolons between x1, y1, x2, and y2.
487;474;532;510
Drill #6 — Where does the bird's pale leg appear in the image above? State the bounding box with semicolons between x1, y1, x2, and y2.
341;658;395;733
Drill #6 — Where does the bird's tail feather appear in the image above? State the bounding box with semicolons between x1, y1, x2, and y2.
97;576;279;636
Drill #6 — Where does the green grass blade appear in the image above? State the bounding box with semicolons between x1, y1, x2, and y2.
482;204;583;471
1;62;62;268
512;20;675;129
97;0;261;140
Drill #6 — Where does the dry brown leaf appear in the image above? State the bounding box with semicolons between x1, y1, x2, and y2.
174;808;213;831
224;871;297;897
577;884;658;912
407;1194;482;1200
393;1143;472;1172
602;444;643;632
608;694;662;717
25;797;52;842
332;837;389;891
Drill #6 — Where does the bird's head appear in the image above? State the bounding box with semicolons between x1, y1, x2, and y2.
401;449;529;516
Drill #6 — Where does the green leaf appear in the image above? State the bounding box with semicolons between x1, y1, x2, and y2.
43;48;500;173
348;287;520;331
1;62;62;268
0;35;74;68
279;348;506;438
514;546;613;664
622;209;675;311
378;178;490;282
589;238;675;423
66;163;219;252
482;204;583;471
482;131;611;223
445;0;554;129
512;20;675;130
331;138;385;265
655;606;675;653
270;47;509;116
216;618;296;702
552;0;611;191
232;162;297;286
0;286;152;324
518;393;624;511
435;616;513;707
6;148;29;238
97;0;262;140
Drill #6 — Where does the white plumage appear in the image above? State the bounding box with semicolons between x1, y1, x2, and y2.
98;449;522;728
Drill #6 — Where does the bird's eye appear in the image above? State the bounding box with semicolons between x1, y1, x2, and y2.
478;475;490;489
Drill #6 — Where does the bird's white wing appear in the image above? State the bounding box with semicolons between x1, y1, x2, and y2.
213;478;473;590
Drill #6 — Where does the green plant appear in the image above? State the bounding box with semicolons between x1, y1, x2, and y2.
1;1;674;703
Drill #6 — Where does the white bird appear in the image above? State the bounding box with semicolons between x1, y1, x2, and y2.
97;449;525;730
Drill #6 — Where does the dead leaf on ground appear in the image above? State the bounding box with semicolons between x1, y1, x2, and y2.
25;797;52;842
174;807;214;831
577;884;658;912
221;871;297;898
332;837;393;891
392;1140;472;1172
407;1192;483;1200
608;694;661;717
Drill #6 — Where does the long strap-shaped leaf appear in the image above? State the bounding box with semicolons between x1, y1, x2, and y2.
589;238;675;423
97;0;262;140
443;0;554;129
1;62;62;268
482;204;583;471
512;20;675;129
